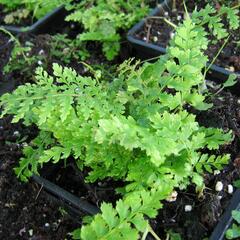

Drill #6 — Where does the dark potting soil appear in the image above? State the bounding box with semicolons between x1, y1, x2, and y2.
134;0;240;72
0;115;79;240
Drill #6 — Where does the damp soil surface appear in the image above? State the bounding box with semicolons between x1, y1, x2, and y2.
0;116;79;240
134;0;240;72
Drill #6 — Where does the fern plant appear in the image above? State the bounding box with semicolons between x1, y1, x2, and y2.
0;0;62;24
0;16;234;239
65;0;150;60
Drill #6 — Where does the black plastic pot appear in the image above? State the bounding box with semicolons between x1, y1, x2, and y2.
127;0;240;82
32;175;100;217
1;6;66;35
210;189;240;240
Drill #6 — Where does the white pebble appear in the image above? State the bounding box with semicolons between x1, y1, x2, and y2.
170;32;175;39
37;60;43;65
38;49;45;55
184;205;192;212
166;190;178;202
44;223;50;228
228;184;234;194
143;37;147;41
153;36;158;42
237;99;240;104
28;229;33;236
26;52;30;57
177;15;182;21
218;195;223;200
213;170;221;175
164;11;169;17
215;181;223;192
157;31;161;35
13;131;20;136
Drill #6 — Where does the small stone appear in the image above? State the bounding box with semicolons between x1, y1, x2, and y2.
177;15;182;21
215;181;223;192
164;11;169;17
13;131;20;136
38;49;45;55
153;36;158;42
44;223;50;228
237;99;240;105
21;142;28;147
157;31;161;35
213;170;221;175
217;195;223;200
184;205;192;212
170;32;175;39
28;229;33;236
225;66;235;72
71;24;75;29
37;60;43;65
143;37;147;41
166;190;178;202
228;184;234;194
26;52;30;57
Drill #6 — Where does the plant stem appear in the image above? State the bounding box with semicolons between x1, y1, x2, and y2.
203;35;230;79
148;225;162;240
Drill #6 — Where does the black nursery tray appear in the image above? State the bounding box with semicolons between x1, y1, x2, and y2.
1;6;66;35
210;189;240;240
127;0;240;82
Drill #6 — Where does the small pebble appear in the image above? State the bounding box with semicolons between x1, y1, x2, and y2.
170;32;175;39
157;31;161;35
13;131;20;136
184;205;192;212
28;229;33;237
228;184;234;194
143;37;147;41
217;195;223;200
215;181;223;192
213;170;221;175
237;99;240;104
166;190;178;202
71;24;75;29
225;66;235;72
26;52;30;57
177;15;182;21
153;36;158;42
37;60;43;65
164;11;169;17
44;223;50;228
21;142;28;147
38;49;45;55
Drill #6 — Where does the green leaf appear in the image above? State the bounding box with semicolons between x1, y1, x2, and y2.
232;211;240;224
223;74;237;88
226;224;240;239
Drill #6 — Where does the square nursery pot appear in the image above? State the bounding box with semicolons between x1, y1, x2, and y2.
127;0;240;82
0;6;66;35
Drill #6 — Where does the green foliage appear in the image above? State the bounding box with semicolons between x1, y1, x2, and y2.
65;0;150;60
226;210;240;239
72;189;168;240
0;0;62;23
191;3;240;40
0;18;233;239
4;34;90;80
